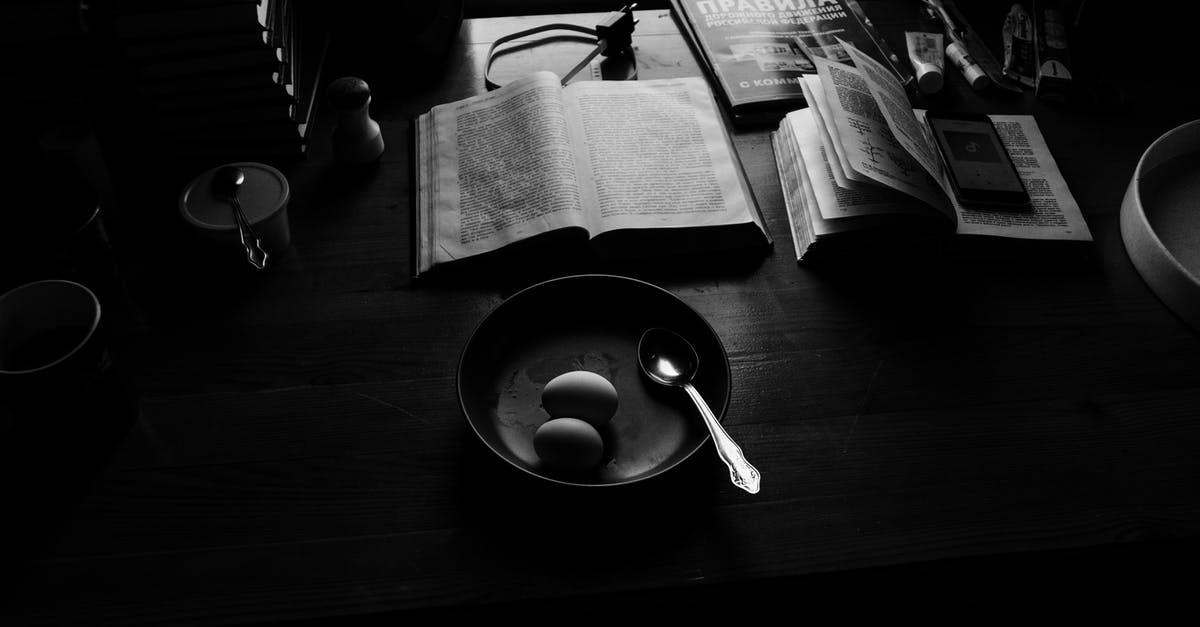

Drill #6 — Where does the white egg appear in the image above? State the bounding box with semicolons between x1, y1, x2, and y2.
541;370;618;427
533;417;604;471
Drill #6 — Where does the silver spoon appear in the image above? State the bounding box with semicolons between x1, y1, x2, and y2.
211;165;268;270
637;327;761;494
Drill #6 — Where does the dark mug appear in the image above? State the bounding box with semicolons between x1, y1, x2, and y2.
0;279;137;566
0;280;136;434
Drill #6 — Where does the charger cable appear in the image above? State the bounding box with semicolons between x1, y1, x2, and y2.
484;4;639;90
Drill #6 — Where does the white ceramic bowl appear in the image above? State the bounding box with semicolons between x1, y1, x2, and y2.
1120;119;1200;330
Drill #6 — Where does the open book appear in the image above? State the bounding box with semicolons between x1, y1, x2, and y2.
772;41;1091;261
413;71;771;277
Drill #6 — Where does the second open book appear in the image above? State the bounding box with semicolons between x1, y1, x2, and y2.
773;41;1092;261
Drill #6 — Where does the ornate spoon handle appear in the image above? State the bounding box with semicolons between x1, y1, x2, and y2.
230;196;268;270
683;383;761;494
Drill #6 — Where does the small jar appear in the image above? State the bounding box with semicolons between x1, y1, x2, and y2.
179;162;291;266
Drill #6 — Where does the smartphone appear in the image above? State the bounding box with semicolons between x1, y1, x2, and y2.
926;111;1032;210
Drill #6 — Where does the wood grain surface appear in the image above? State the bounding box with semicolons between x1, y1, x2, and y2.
3;2;1200;624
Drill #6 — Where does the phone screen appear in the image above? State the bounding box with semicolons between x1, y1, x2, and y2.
928;114;1030;207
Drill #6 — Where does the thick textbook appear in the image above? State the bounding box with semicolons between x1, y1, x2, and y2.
413;72;771;277
670;0;912;127
772;43;1091;261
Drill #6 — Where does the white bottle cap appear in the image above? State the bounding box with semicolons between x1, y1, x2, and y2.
914;63;944;94
946;41;991;91
962;63;990;90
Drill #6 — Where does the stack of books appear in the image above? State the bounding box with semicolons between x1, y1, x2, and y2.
109;0;327;163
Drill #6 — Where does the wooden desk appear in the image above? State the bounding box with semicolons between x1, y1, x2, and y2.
5;3;1200;623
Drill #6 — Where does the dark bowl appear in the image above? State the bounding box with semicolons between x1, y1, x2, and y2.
457;274;730;487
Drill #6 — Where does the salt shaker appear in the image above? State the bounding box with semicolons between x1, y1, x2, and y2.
328;76;385;165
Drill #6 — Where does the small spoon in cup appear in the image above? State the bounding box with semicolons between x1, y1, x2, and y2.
211;165;268;270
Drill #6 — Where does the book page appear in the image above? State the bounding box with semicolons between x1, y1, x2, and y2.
800;75;855;189
778;111;852;241
842;40;943;185
561;77;757;233
785;108;933;224
779;112;889;242
796;79;916;220
812;55;947;213
771;127;813;260
421;72;587;270
416;109;435;273
915;112;1093;241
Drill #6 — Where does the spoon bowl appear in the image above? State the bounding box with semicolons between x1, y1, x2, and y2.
637;327;760;494
639;326;699;387
211;164;245;199
211;165;268;270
